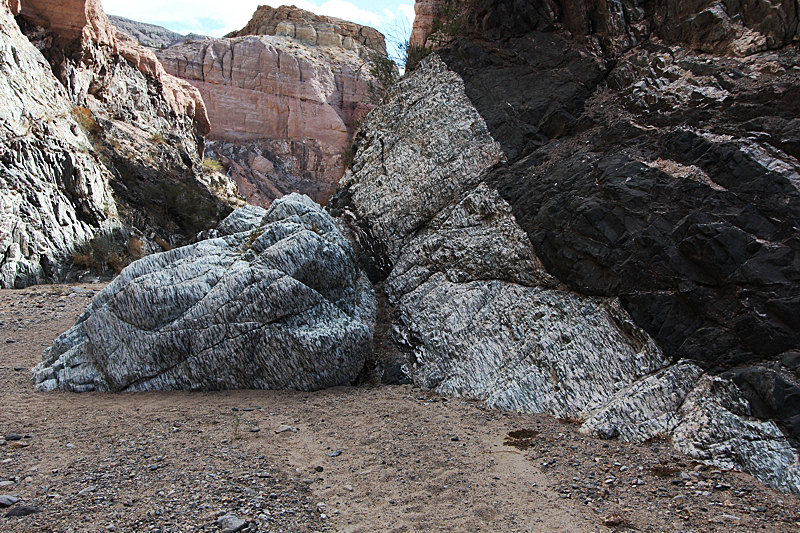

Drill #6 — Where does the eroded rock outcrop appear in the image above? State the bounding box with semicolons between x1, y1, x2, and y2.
0;2;120;287
33;194;376;392
331;0;800;493
156;6;383;206
227;4;386;58
1;0;237;288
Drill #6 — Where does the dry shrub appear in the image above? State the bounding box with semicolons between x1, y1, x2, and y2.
107;254;125;275
72;106;101;136
127;236;145;260
155;237;172;251
72;252;93;269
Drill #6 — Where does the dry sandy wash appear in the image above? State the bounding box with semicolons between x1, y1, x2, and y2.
1;284;799;533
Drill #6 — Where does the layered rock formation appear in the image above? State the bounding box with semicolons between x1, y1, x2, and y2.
109;15;205;50
227;5;386;58
1;0;237;288
331;0;800;493
33;194;376;392
156;6;383;206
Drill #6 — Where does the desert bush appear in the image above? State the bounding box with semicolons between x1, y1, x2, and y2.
406;43;433;72
202;157;223;173
155;237;172;251
72;106;101;136
127;236;145;260
367;53;399;104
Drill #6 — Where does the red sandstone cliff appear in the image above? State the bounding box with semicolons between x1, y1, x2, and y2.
157;6;384;206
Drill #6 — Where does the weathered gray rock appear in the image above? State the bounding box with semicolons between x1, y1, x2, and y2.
33;194;376;392
0;4;123;288
388;183;669;416
335;56;670;417
582;362;705;442
216;205;268;236
674;375;800;495
331;55;505;264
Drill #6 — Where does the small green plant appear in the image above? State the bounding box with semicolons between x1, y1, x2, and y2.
367;53;399;104
232;414;241;440
406;43;433;72
241;228;265;252
342;143;356;170
202;157;223;173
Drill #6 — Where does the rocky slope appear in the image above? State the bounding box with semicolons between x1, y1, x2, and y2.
156;6;384;206
331;0;800;494
108;15;205;49
0;0;238;288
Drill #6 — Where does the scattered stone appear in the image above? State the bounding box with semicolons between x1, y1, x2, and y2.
451;436;460;442
314;466;324;472
78;486;97;496
604;514;626;527
217;514;247;533
5;505;40;517
5;434;22;441
275;425;297;434
249;427;260;433
595;426;619;440
0;495;19;508
327;450;342;457
0;481;14;488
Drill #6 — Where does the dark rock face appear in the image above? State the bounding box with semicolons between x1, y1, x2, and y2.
334;0;800;493
431;1;800;371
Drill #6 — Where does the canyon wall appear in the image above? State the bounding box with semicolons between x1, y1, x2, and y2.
1;0;237;288
331;0;800;493
156;6;383;206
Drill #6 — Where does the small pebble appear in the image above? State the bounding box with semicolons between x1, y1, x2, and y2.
5;505;40;517
217;514;247;533
0;495;19;508
328;450;342;457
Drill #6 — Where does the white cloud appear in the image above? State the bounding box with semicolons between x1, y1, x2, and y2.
100;0;415;40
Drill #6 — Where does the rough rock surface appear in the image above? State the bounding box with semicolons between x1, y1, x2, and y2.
0;2;121;288
227;4;386;58
2;0;237;288
109;15;205;50
33;194;376;392
157;7;384;206
331;0;800;493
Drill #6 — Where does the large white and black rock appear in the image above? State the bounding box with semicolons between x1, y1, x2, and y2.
33;194;376;392
331;49;800;494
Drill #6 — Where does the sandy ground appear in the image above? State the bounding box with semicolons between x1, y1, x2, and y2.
1;284;799;533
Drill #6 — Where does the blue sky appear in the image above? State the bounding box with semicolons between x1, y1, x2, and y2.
102;0;415;45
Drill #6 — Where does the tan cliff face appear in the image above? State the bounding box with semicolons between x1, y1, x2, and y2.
228;4;387;58
157;6;382;206
19;0;209;136
1;0;237;288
